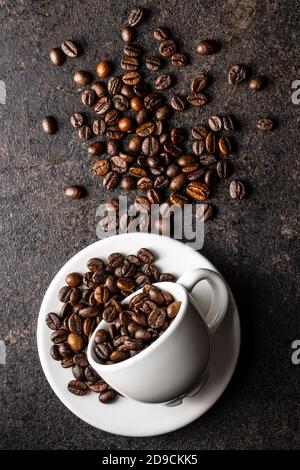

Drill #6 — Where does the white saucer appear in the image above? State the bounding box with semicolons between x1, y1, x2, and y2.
37;233;240;437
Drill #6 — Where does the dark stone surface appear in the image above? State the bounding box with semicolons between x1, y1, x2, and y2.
0;0;299;450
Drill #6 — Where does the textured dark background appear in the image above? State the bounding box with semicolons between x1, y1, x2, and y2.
0;0;299;450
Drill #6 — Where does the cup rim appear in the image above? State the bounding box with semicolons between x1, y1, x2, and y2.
87;281;189;372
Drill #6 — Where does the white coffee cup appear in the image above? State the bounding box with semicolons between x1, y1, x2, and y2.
87;268;229;405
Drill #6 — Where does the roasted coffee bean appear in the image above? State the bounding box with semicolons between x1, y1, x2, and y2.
128;7;144;26
131;311;148;327
159;273;176;282
68;332;84;352
182;162;200;174
136;248;154;264
134;83;149;98
171;52;188;67
68;313;83;334
95;329;108;344
178;154;196;167
61;357;74;368
120;84;134;99
155;73;172;91
128;167;147;179
93;159;110;177
200;154;217;166
166;162;180;178
105;275;119;295
122;71;141;85
71;112;84;128
94;96;112;115
229;180;246;199
170;95;186;111
135;109;149;126
105;109;119;126
204;169;217;186
120;175;136;190
143;264;160;282
94;286;110;304
95;343;111;360
50;47;65;66
99;389;117;403
103;171;119;190
123;338;144;351
50;329;68;344
144;92;163;111
58;286;72;303
205;131;217;153
134;328;152;341
155;105;171;121
187;168;205;181
257;117;274;132
166;300;181;318
60;301;72;319
78;125;93;140
128;135;143;152
223;115;235;132
159;39;176;57
164;142;181;157
137;177;153;190
218;136;231;156
42;116;57;135
154;175;169;189
111;156;128;174
122;26;135;43
92;118;106;136
96;60;111;78
89;381;109;393
169;191;189;205
142;136;159;156
61;40;78;57
148;308;166;329
69;288;81;305
191;73;208;92
59;342;73;358
88;141;106;157
196;203;213;221
145;57;161;71
107;253;124;268
68;380;88;396
83;317;96;337
79;306;99;319
136;122;155;137
50;345;61;361
217;160;230;178
228;64;247;85
147;188;161;204
208;115;222;132
187;93;208;107
87;258;105;272
81;89;97;106
106;125;125;139
191;124;208;140
110;350;129;363
170;173;187;191
121;261;136;279
121;55;140;71
186;182;210;201
85;366;100;383
106;139;119;156
196;39;220;55
103;304;118;324
116;277;135;292
73;70;92;86
92;82;107;98
171;128;185;146
153;26;168;41
249;75;266;91
124;43;142;57
146;285;165;304
192;140;206;156
46;312;61;330
72;365;86;381
135;196;151;212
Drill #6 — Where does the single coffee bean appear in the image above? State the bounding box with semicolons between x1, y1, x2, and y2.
182;162;200;174
92;81;107;97
128;135;143;152
50;329;68;344
166;162;181;178
170;95;186;111
217;160;230;178
170;173;187;191
59;342;73;358
68;380;88;396
79;306;99;318
204;169;217;186
136;177;153;190
46;312;61;330
135;196;151;213
95;329;108;345
83;317;96;337
159;273;176;282
119;175;135;190
167;300;181;319
136;122;155;137
121;84;135;98
65;185;86;200
84;366;100;384
169;191;189;206
88;141;106;157
116;277;135;292
218;136;231;156
50;345;61;361
122;26;135;43
61;40;78;57
187;168;205;181
68;313;82;334
111;156;127;174
177;154;196;166
118;117;133;133
61;357;74;368
106;126;124;140
128;7;144;26
171;52;188;67
142;136;159;156
68;332;84;352
122;71;141;85
60;302;72;318
144;264;160;282
257;117;274;132
81;89;97;106
134;83;149;97
99;389;117;403
106;139;119;156
229;180;246;200
187;93;208;107
196;203;213;221
92;118;106;136
71;112;84;128
94;286;110;304
103;171;119;191
73;70;92;86
148;308;166;329
153;27;169;41
78;125;93;140
200;154;217;166
145;57;161;71
136;108;149;125
196;39;220;55
130;97;143;112
205;131;217;153
164;142;182;158
93;159;110;177
223;116;235;131
144;92;163;111
159;39;176;57
72;365;86;381
121;55;139;71
88;381;109;393
134;328;151;341
186;182;210;201
147;188;161;204
208;115;222;132
94;96;112;115
42;116;57;135
124;43;142;57
50;47;65;65
73;353;89;368
110;350;129;363
171;128;185;146
65;273;82;288
131;311;148;327
191;73;208;92
95;343;111;360
105;109;119;126
96;60;111;78
191;124;208;140
192;140;206;156
137;248;155;264
228;64;247;85
154;175;169;189
155;105;171;121
249;75;266;91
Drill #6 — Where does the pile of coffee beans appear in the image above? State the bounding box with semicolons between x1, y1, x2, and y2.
46;248;176;403
94;285;181;365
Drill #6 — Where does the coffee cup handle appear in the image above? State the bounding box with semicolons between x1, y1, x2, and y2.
177;268;229;335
